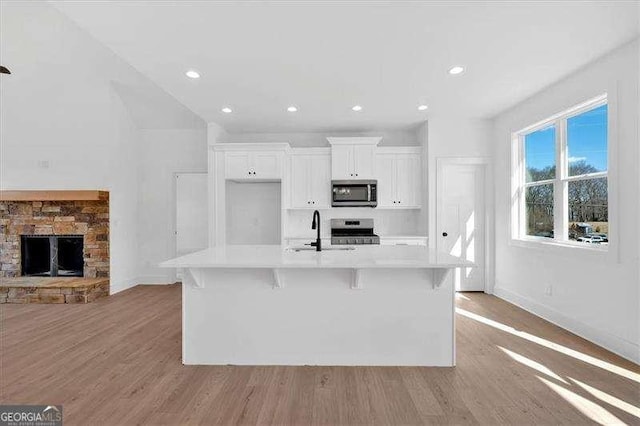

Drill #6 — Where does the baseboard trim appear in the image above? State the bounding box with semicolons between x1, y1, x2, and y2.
109;276;139;295
137;275;175;285
493;287;639;364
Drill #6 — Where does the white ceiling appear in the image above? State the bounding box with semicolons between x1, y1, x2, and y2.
51;1;638;133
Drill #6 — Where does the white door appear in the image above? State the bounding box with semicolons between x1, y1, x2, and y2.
437;162;486;291
176;173;208;256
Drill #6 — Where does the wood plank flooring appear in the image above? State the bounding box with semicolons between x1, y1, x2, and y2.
1;284;638;425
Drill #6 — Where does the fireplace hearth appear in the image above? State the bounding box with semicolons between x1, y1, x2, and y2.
21;235;84;277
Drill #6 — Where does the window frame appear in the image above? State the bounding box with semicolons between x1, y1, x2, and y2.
511;94;609;252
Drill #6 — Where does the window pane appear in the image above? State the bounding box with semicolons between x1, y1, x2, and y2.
525;184;554;238
525;125;556;182
568;104;607;176
568;177;608;244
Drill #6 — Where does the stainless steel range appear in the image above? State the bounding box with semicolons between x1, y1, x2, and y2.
330;218;380;245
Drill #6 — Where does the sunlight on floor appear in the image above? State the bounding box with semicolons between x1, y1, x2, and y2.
569;377;640;419
498;346;568;383
539;376;625;425
456;308;640;384
455;293;471;301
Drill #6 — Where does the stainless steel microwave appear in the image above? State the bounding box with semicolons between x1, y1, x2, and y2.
331;180;377;207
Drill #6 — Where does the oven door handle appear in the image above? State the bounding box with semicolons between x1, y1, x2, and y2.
367;185;371;202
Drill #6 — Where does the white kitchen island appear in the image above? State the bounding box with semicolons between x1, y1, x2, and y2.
160;245;469;366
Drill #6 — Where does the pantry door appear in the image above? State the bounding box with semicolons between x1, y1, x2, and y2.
437;161;487;291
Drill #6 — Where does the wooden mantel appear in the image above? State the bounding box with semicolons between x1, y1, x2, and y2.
0;190;109;202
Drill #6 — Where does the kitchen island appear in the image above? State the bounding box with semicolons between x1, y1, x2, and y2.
160;245;469;366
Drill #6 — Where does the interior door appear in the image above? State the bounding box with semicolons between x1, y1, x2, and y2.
437;163;486;291
176;173;208;257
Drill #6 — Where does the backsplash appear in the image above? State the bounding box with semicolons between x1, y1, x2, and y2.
285;208;423;238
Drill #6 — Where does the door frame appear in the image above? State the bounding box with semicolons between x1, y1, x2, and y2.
174;171;208;283
436;157;494;294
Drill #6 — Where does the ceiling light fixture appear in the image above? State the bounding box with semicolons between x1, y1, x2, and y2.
418;105;428;111
448;66;464;75
287;106;298;112
352;105;363;112
221;107;232;113
185;70;200;79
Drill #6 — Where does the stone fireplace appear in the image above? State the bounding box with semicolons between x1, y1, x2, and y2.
0;191;110;303
0;197;109;278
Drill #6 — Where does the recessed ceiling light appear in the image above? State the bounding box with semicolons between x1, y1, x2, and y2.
352;105;363;112
185;70;200;79
448;66;464;75
221;107;232;113
287;106;298;112
418;104;428;111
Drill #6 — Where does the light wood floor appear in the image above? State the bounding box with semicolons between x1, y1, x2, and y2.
1;284;638;425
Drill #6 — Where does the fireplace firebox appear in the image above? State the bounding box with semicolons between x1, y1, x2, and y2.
21;235;84;277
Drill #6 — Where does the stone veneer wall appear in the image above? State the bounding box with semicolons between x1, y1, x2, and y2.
0;200;109;278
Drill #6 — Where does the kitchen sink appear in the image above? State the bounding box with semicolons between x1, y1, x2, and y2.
286;246;356;252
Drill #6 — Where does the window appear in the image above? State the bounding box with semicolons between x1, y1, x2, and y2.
513;95;609;248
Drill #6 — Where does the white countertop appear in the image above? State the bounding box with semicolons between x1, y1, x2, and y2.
160;245;469;269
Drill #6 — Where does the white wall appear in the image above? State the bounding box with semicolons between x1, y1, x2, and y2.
1;1;206;291
137;129;207;284
492;40;640;362
426;117;494;249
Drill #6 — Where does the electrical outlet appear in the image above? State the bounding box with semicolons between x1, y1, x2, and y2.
37;160;50;169
544;284;552;296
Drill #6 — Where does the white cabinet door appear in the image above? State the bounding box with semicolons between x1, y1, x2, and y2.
380;238;428;246
375;154;396;207
252;151;281;179
290;155;311;208
309;154;331;208
353;144;376;179
225;152;251;179
395;153;421;207
331;145;353;179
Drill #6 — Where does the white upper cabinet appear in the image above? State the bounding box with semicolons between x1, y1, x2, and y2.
375;148;422;209
375;153;396;207
252;151;281;178
327;137;380;179
223;148;285;180
290;149;331;208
